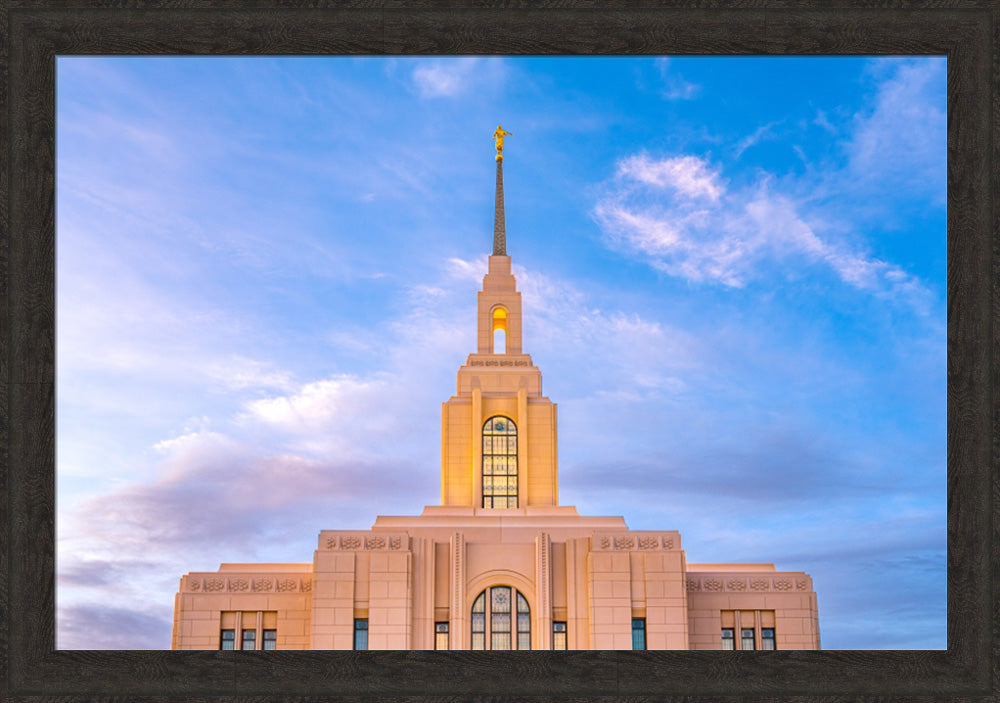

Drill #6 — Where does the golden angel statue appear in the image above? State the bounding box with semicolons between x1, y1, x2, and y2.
493;125;512;160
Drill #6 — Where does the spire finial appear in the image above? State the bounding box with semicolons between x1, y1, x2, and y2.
492;126;508;256
493;124;512;162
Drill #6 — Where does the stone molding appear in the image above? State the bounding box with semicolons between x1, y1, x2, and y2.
592;532;678;551
321;532;409;551
185;575;312;594
468;359;532;367
685;575;813;593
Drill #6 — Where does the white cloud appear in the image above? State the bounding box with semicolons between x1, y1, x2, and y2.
245;374;395;444
734;120;782;159
616;153;724;201
411;57;505;98
594;152;929;304
654;57;701;100
847;58;946;200
813;109;836;134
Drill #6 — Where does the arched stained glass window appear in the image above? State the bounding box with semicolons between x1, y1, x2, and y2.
470;586;530;650
482;416;517;508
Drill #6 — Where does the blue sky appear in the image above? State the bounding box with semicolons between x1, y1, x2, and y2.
56;56;946;650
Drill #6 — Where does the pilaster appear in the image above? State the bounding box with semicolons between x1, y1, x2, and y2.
450;532;467;649
472;388;482;508
518;387;527;507
535;532;552;649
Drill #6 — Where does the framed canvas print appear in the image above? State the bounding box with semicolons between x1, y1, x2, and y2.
3;2;996;700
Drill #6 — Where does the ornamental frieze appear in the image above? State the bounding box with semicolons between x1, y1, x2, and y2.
469;359;532;367
593;533;679;551
684;576;811;594
186;575;309;593
252;578;274;592
323;532;409;551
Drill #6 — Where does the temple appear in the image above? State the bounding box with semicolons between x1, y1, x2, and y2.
171;129;821;651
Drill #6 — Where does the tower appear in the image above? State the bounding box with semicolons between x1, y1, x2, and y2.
440;128;559;509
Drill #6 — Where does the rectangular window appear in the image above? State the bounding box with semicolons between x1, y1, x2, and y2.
354;619;368;650
741;628;755;651
721;628;735;650
262;629;277;650
632;618;646;650
220;629;235;650
552;621;567;650
434;622;449;650
241;629;256;650
761;627;776;650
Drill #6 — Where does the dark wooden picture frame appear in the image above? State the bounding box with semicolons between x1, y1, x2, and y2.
3;2;995;699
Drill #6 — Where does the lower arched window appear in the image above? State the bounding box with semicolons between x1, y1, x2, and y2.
471;586;530;650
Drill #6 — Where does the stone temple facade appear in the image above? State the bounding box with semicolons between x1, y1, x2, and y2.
172;142;821;652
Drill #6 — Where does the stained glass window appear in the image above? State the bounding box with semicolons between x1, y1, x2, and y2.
482;416;517;508
471;591;486;650
516;592;531;650
491;586;512;650
470;586;530;650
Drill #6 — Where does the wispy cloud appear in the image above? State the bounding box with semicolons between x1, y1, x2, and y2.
734;120;782;159
847;58;946;201
616;153;724;200
654;57;700;100
593;151;928;306
411;57;506;98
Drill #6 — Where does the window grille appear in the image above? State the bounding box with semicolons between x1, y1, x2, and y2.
470;586;531;649
482;416;518;508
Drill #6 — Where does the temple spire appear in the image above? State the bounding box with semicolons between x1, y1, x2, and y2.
493;158;506;255
492;125;512;256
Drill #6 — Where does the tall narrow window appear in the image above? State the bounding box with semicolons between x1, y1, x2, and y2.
516;591;531;650
241;629;256;650
721;628;735;650
220;629;235;650
482;416;517;508
632;618;646;650
552;621;567;650
471;591;486;650
435;622;449;650
354;619;368;650
741;628;755;650
262;629;277;650
491;586;512;650
470;586;531;650
761;627;776;650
